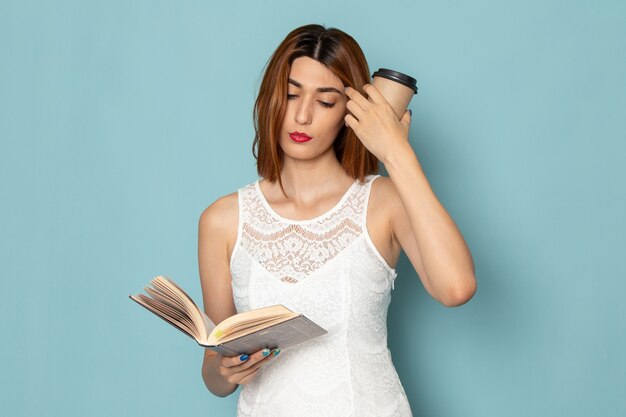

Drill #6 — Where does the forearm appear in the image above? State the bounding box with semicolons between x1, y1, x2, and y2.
201;351;238;397
383;145;476;303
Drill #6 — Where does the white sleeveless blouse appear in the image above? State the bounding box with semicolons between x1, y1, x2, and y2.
229;174;413;417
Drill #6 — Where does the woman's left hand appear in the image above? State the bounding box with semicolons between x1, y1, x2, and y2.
344;84;412;163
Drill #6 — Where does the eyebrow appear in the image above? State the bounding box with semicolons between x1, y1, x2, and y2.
288;78;343;95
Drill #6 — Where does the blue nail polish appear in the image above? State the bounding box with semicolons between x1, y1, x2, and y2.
272;348;281;357
262;348;271;357
409;109;412;116
239;354;249;361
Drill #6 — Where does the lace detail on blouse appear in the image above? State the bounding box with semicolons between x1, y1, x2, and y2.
239;178;367;283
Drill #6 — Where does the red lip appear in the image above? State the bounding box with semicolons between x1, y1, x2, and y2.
289;131;313;143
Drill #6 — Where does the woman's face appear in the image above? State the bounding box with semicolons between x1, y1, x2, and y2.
279;56;347;161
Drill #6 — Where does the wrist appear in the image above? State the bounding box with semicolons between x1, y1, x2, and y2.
382;143;419;171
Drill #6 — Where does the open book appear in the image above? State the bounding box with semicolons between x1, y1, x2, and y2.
129;275;327;356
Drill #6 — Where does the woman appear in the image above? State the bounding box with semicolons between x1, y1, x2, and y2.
198;23;476;416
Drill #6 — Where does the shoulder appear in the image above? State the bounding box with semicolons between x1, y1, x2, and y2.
368;175;406;238
368;175;402;211
200;191;238;224
198;190;240;247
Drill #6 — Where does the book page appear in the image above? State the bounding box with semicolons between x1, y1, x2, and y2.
207;305;296;345
139;292;196;331
152;276;208;341
219;315;290;339
130;294;198;341
218;315;296;344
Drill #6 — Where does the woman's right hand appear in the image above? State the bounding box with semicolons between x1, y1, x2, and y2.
214;347;280;385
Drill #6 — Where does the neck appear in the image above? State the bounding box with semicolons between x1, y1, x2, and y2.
275;151;352;201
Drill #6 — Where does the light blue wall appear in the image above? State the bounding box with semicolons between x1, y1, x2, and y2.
1;1;624;416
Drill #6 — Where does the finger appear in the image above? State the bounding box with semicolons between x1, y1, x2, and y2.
238;367;261;385
345;99;365;121
236;354;274;372
344;113;359;130
401;109;411;122
222;354;269;385
242;348;275;370
221;347;272;369
345;86;371;110
362;83;389;105
221;352;252;368
229;349;275;377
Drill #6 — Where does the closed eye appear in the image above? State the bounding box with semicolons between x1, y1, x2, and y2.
287;94;336;108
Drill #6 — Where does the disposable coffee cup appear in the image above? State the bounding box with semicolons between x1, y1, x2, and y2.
371;68;418;119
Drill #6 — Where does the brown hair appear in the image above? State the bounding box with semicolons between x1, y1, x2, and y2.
252;24;378;196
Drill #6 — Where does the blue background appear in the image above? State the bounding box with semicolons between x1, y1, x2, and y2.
1;1;625;416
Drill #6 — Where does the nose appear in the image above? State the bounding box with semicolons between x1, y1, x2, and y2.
294;96;313;125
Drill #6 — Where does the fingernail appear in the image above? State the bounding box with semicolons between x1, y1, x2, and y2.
272;348;281;357
409;109;412;116
262;348;271;357
239;354;249;362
